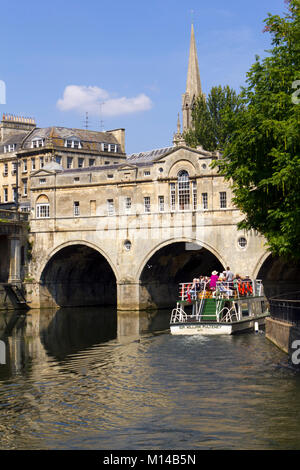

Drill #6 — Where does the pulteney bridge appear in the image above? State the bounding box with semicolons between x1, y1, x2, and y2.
26;146;296;310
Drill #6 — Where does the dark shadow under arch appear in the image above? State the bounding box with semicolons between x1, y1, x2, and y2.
257;254;300;298
40;244;117;307
139;242;224;309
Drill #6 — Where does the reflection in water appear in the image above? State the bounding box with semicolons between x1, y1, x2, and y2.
0;307;299;450
40;307;118;360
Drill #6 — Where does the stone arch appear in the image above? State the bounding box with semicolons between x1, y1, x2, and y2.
36;194;49;203
137;238;226;309
256;253;300;298
253;251;271;279
168;159;197;178
38;240;118;282
39;240;118;308
35;194;50;218
136;237;226;281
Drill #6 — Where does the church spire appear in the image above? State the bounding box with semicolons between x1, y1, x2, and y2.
181;24;202;132
173;24;202;146
186;24;202;98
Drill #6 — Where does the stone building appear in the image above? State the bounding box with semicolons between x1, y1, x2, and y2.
0;114;36;207
27;143;269;310
0;114;126;211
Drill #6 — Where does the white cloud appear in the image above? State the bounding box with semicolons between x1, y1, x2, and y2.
57;85;152;117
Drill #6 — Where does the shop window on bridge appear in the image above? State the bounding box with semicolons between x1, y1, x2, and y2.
170;183;176;212
144;196;151;213
158;195;164;212
178;170;190;211
202;192;208;210
192;180;197;210
125;197;132;214
36;195;50;218
107;199;115;216
220;191;227;209
74;201;80;217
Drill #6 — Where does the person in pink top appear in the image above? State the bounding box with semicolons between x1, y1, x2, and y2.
209;271;219;290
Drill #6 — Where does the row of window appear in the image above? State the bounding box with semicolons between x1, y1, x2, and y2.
1;184;28;202
105;192;227;215
35;192;228;218
2;161;17;176
2;138;120;154
2;158;45;176
2;156;122;175
64;140;120;153
65;156;119;169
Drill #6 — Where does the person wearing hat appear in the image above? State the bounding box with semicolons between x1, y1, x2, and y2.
209;270;219;290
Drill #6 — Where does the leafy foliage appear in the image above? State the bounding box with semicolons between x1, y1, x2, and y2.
213;0;300;259
184;85;241;151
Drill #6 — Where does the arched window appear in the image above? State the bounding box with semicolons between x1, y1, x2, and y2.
36;194;50;218
178;170;190;211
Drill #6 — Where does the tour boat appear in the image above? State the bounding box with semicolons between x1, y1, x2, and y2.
170;279;269;335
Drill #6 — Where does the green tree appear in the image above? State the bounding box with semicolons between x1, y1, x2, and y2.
184;85;241;151
214;0;300;259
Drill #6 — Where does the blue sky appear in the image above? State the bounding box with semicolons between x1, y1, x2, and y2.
0;0;287;154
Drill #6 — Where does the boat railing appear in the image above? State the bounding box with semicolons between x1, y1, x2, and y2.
170;306;187;323
179;279;264;301
179;281;208;301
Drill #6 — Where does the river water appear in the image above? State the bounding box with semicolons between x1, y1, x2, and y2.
0;307;299;450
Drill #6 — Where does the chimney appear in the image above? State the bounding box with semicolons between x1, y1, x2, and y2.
106;128;126;154
0;113;36;142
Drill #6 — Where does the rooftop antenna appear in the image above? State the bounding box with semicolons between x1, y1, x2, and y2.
83;111;89;130
99;102;105;132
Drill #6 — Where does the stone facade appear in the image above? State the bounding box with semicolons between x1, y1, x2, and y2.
27;145;268;310
0;114;126;212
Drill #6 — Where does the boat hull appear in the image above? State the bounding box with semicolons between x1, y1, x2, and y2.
170;314;268;336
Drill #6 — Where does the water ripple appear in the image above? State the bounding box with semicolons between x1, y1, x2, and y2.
0;308;298;449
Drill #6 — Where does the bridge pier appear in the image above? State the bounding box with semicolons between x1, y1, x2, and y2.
117;281;141;311
117;280;159;311
8;236;21;284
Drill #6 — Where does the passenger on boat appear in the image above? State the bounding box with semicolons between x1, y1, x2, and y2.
189;278;200;298
190;276;206;297
233;275;241;290
225;267;234;282
243;276;253;295
233;275;253;297
217;274;232;297
209;271;219;290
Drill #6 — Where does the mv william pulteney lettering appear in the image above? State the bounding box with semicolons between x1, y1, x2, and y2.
170;272;269;335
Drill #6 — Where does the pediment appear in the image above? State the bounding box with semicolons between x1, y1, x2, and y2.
31;168;55;177
117;164;137;171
